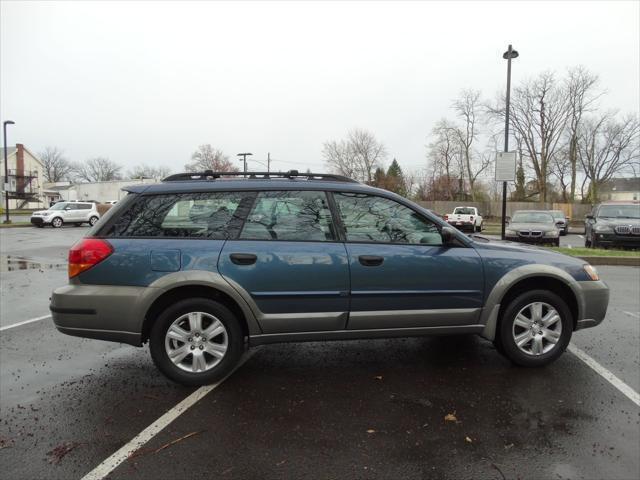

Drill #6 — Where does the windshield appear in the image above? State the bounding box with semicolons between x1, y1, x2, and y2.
551;211;565;219
511;212;554;224
598;205;640;219
49;203;68;210
453;207;475;215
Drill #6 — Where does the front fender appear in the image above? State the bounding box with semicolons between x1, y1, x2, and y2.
480;264;583;341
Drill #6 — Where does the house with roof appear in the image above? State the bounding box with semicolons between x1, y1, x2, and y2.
599;177;640;201
1;144;45;209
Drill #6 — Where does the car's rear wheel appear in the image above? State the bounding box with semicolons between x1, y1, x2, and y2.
498;290;572;367
591;233;599;249
149;298;244;386
584;233;592;247
51;217;63;228
89;216;99;226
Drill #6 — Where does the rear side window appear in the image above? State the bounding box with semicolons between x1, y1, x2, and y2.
335;192;442;245
104;192;256;239
78;204;92;210
453;207;475;215
240;191;336;241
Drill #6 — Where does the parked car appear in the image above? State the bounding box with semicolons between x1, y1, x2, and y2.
505;210;560;247
444;206;483;232
550;210;569;236
30;201;100;228
585;202;640;249
50;171;609;386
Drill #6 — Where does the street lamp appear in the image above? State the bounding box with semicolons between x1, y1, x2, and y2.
3;120;15;224
237;153;253;178
501;44;518;240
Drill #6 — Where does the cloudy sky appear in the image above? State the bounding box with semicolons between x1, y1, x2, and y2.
1;0;638;175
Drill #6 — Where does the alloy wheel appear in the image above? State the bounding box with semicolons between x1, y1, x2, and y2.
164;311;228;373
511;302;562;356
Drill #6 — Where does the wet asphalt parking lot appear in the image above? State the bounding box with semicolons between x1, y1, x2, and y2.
1;226;638;480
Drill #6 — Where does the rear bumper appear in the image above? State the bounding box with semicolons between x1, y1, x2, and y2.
575;280;609;330
50;284;159;346
448;221;475;231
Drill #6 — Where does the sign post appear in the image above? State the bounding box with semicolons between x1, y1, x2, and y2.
501;44;518;240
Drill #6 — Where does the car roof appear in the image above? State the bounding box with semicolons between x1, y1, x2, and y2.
125;178;382;195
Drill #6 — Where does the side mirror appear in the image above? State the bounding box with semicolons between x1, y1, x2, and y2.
585;214;594;220
441;226;456;245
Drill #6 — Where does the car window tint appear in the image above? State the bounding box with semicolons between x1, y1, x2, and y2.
240;191;336;242
79;204;91;210
454;207;475;215
105;192;256;239
335;193;442;245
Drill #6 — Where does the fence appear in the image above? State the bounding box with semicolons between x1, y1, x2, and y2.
416;200;592;221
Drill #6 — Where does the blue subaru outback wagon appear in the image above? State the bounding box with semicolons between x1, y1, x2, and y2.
50;171;610;385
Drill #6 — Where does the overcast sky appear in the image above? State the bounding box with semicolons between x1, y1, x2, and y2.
1;0;638;175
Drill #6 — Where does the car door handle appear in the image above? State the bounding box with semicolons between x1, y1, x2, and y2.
230;253;257;265
358;255;384;267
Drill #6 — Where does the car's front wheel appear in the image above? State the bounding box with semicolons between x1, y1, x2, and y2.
149;298;245;386
51;217;63;228
89;216;99;226
498;290;572;367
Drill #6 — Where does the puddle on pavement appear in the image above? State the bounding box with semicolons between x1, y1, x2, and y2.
0;255;67;273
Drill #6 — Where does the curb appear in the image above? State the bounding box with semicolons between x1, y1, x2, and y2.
576;256;640;267
0;224;32;229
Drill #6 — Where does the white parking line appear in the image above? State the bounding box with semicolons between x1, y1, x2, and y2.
0;314;51;332
81;350;256;480
623;311;640;319
568;344;640;407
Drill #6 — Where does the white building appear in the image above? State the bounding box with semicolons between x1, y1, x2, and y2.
45;178;160;203
1;144;45;209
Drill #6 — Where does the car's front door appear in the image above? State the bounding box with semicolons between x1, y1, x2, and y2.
332;192;484;330
219;190;350;334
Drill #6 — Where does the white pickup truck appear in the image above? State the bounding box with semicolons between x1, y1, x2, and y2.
444;206;483;232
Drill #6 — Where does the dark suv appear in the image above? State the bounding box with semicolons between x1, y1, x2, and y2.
50;171;609;386
585;202;640;248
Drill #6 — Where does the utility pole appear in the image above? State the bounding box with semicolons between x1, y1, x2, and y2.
3;120;15;224
267;152;271;173
236;152;253;178
501;44;518;240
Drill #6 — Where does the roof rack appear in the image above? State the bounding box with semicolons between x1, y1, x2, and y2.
162;170;359;183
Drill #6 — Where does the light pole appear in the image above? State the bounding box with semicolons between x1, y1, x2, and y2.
3;120;15;224
237;152;253;178
501;44;518;240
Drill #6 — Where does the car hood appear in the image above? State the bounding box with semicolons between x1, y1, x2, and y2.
33;210;56;215
507;222;557;232
596;218;640;227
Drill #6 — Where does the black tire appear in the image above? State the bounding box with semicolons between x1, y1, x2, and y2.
584;233;591;247
554;239;560;247
89;216;99;226
591;233;599;249
497;289;572;367
51;217;63;228
149;298;245;386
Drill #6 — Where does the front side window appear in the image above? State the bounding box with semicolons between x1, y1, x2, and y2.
105;192;256;238
335;193;442;245
240;191;336;241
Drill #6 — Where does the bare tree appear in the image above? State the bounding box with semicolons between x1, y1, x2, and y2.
452;89;492;201
549;147;572;202
565;66;600;201
323;129;387;183
40;147;72;182
578;113;640;202
72;157;123;182
185;144;238;172
488;72;571;202
427;119;461;200
128;164;172;179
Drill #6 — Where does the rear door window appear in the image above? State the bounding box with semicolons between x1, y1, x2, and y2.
240;191;337;241
104;192;256;238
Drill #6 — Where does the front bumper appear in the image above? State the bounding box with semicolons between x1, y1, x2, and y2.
575;280;609;330
593;233;640;248
505;235;558;244
50;283;160;346
30;216;47;225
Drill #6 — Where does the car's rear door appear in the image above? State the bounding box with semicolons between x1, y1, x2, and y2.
333;192;484;330
219;190;350;334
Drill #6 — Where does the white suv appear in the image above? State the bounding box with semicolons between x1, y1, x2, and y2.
30;202;100;228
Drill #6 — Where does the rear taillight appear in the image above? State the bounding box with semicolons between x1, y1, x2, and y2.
444;214;449;221
68;238;113;278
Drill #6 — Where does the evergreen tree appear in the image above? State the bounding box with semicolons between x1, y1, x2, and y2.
386;158;406;196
